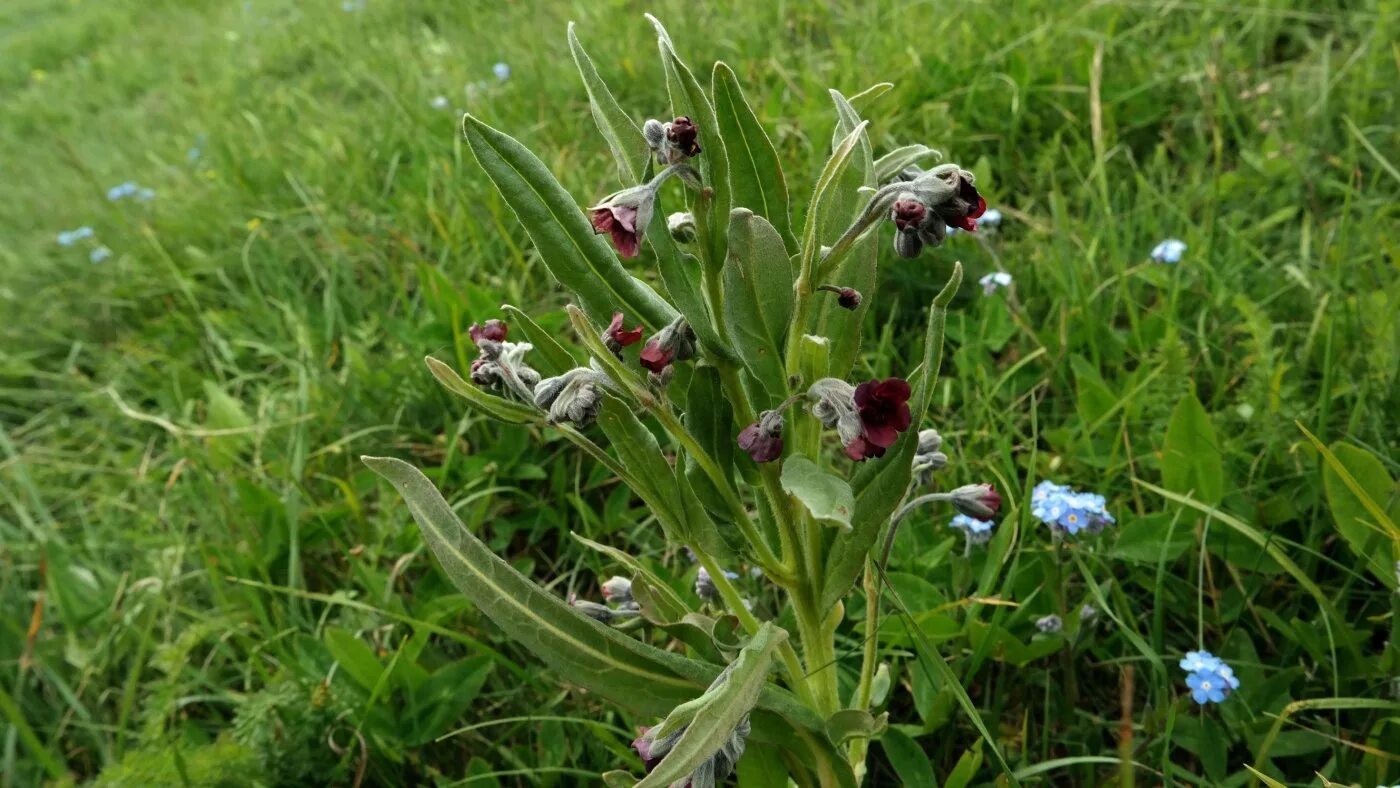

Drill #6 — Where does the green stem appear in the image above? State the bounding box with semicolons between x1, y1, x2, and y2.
793;590;840;715
847;560;881;780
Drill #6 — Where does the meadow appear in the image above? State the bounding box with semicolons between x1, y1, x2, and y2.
2;0;1398;785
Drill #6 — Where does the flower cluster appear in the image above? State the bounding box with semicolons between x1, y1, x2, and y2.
1179;650;1239;705
467;319;540;402
55;225;113;263
911;428;948;484
978;271;1012;295
1030;480;1115;536
107;181;155;202
806;377;913;462
631;663;750;784
885;164;987;258
949;513;995;545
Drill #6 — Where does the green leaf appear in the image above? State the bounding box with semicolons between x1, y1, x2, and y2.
734;743;790;787
361;455;713;715
795;119;868;291
1317;438;1399;589
462;114;676;329
594;394;687;545
570;532;692;620
712;62;792;248
324;627;384;691
684;366;737;519
724;209;794;403
500;304;577;376
637;623;784;788
780;456;855;532
825;709;887;744
821;263;962;611
874;144;942;182
647;14;731;268
879;728;935;788
1161;390;1224;505
425;356;537;424
646;197;731;359
942;740;984;788
567;22;648;183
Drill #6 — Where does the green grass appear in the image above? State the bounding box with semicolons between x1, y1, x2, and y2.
2;0;1398;785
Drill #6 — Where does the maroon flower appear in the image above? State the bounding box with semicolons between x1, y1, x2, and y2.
632;727;663;771
843;434;888;462
737;417;783;463
892;199;928;232
469;319;508;344
639;338;673;373
666;116;701;157
837;287;862;310
951;483;1002;519
949;179;987;232
590;204;642;258
605;311;643;348
853;377;912;450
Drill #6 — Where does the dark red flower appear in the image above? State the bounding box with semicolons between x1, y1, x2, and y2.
853;377;912;449
892;199;928;232
469;319;508;344
951;179;986;232
666;116;701;157
605;311;643;348
843;435;887;462
590;205;641;258
632;727;663;771
837;287;862;310
983;485;1002;515
737;422;783;463
639;338;673;373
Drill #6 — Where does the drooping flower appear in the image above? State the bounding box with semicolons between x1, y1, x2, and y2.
949;483;1002;519
666;116;701;158
602;311;643;354
853;378;912;451
639;316;695;375
737;408;785;463
979;271;1012;295
885;164;986;257
492;62;511;81
949;513;994;545
1151;238;1187;264
1031;480;1115;536
589;183;657;258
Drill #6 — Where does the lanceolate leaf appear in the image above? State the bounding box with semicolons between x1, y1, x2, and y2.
713;62;792;249
1315;438;1399;589
684;366;738;519
568;22;649;183
425;355;537;424
780;456;854;532
361;455;709;715
636;624;784;788
821;263;962;611
723;209;794;404
594;394;689;545
462;115;676;329
874;144;942;183
812;89;877;378
646;195;732;359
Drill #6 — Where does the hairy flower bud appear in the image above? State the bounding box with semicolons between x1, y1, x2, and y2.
468;323;541;402
912;428;949;484
639;315;696;374
569;594;616;623
837;287;862;310
950;483;1002;519
600;576;633;604
532;367;610;427
894;228;924;258
667;211;696;243
737;409;785;463
643;118;667;151
892;199;927;232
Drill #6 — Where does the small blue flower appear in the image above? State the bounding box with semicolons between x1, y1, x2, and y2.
977;208;1003;228
187;146;202;162
1031;480;1115;536
1186;668;1227;704
430;95;450;110
1178;650;1221;673
57;226;94;246
1150;238;1186;264
107;181;138;201
1035;614;1062;634
136;188;156;202
950;513;995;545
492;62;511;81
89;246;112;264
978;271;1012;295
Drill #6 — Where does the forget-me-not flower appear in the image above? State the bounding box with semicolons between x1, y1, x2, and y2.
950;513;995;545
1151;238;1186;263
1179;650;1222;673
1179;649;1239;705
107;182;138;201
977;208;1003;228
430;95;450;110
57;226;95;246
493;62;511;81
89;246;112;264
978;271;1012;295
1186;669;1227;704
1031;480;1116;536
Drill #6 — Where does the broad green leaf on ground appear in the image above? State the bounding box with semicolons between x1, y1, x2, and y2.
724;209;794;403
780;456;854;532
1161;389;1224;505
567;22;648;183
712;62;792;248
1317;438;1399;589
462;115;676;329
821;263;962;611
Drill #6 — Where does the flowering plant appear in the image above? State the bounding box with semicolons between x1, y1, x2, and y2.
363;16;1009;785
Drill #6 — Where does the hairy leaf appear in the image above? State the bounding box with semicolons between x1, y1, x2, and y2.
780;456;855;532
724;209;794;403
713;62;792;248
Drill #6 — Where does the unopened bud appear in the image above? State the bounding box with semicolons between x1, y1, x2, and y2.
600;576;633;604
949;483;1002;519
639;315;696;374
469;319;508;344
667;211;696;243
569;594;616;623
737;409;785;463
666;116;701;157
532;367;608;427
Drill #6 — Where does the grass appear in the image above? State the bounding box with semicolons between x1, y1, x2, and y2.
2;0;1398;785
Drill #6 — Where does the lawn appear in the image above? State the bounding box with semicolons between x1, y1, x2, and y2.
2;0;1398;785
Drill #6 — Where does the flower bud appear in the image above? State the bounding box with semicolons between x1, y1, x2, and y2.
600;576;633;604
469;319;508;345
949;483;1002;519
894;228;923;258
602;311;643;354
569;594;616;623
639;316;695;374
643;119;667;151
469;331;541;402
917;429;942;455
532;367;609;427
891;199;927;232
837;287;862;310
667;211;696;243
666;116;701;157
737;409;785;463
